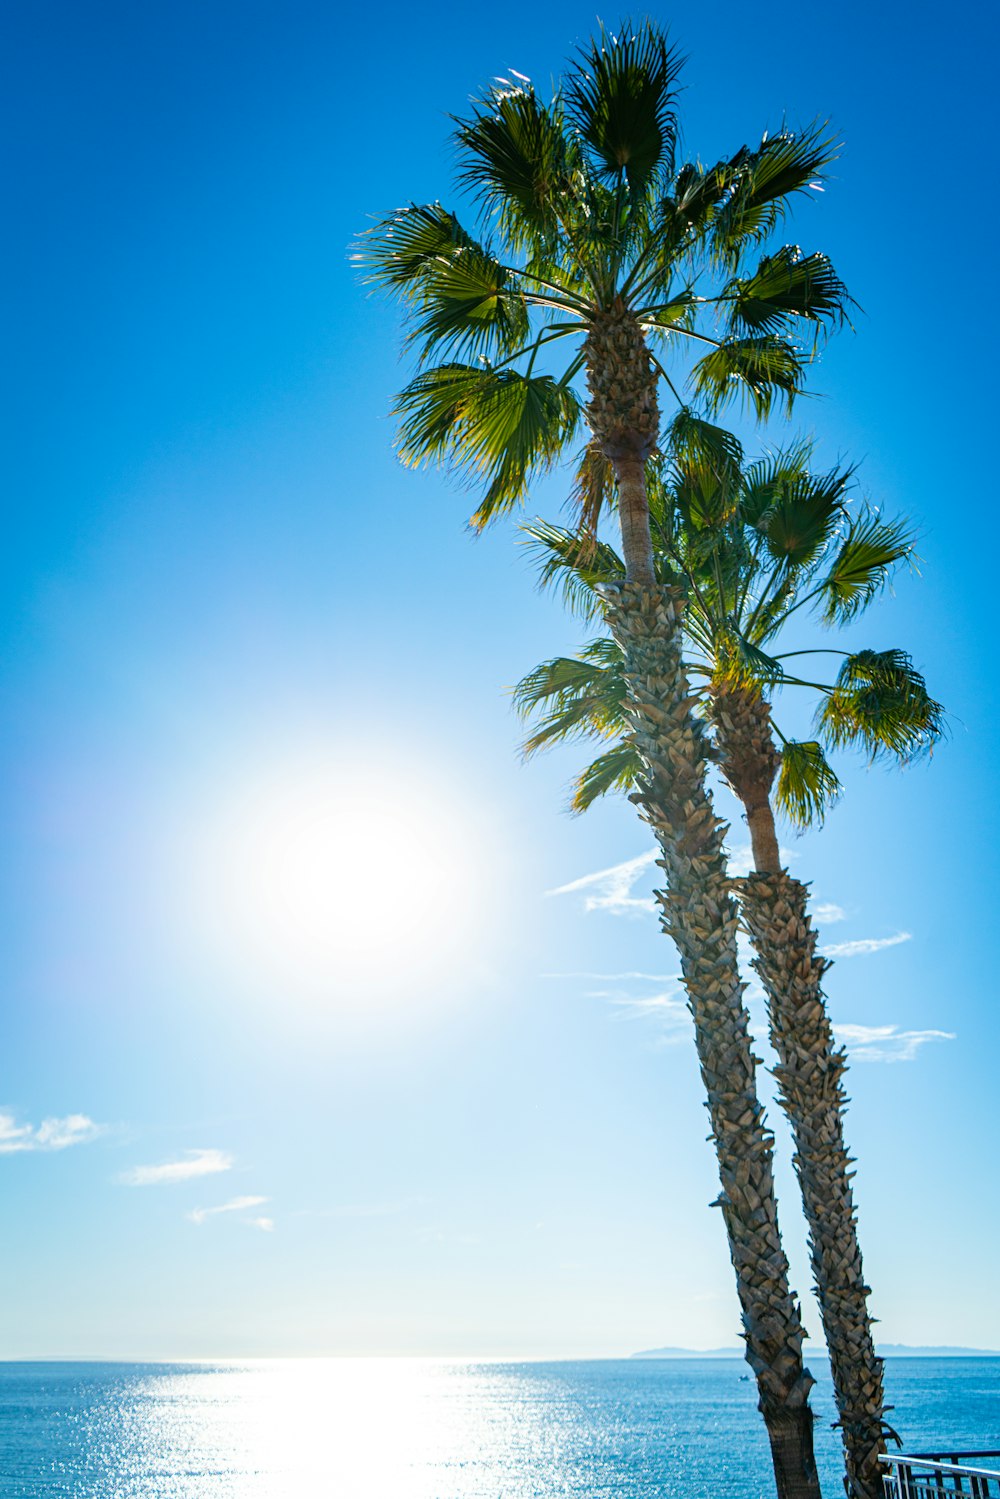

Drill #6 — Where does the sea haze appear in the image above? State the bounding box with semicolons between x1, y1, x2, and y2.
1;1357;998;1498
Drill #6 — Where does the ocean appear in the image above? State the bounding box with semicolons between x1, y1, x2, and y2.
0;1357;997;1499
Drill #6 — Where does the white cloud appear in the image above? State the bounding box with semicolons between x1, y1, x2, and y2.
187;1194;268;1225
249;1216;274;1232
834;1023;955;1063
589;982;691;1044
547;849;658;916
812;902;847;925
0;1112;104;1155
119;1148;233;1186
822;932;911;958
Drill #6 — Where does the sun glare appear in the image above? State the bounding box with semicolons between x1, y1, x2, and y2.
192;757;484;998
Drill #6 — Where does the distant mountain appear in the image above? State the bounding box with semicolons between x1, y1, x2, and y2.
632;1343;1000;1360
877;1344;1000;1358
632;1346;743;1359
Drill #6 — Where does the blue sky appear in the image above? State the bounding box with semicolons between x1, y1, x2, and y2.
2;0;998;1361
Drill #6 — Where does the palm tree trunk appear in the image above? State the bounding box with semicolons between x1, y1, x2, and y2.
713;691;889;1499
599;584;821;1499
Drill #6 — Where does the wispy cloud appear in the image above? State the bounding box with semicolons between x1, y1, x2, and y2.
589;981;691;1044
834;1023;955;1063
188;1194;268;1226
0;1112;104;1155
822;932;911;958
546;843;794;917
547;849;658;916
249;1216;274;1232
119;1148;233;1186
812;902;847;925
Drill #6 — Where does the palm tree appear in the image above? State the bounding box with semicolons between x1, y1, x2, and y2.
513;433;944;1499
357;26;851;1497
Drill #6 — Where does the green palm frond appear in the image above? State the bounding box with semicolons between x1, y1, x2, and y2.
725;247;850;337
454;82;575;254
818;513;915;623
409;244;531;358
513;640;628;751
737;440;814;525
712;125;840;264
691;335;805;418
567;21;685;195
776;739;843;827
817;649;945;762
714;622;787;689
759;468;852;568
353;203;476;297
665;407;744;482
395;364;580;525
572;741;643;811
520;518;622;620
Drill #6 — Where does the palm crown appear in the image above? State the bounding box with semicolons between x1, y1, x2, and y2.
514;431;945;822
355;22;849;571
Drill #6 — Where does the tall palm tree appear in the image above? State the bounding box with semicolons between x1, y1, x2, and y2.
357;26;851;1497
513;434;944;1499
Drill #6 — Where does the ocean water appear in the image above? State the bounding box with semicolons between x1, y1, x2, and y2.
0;1357;997;1499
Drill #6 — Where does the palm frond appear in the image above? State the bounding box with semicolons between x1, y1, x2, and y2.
776;739;842;827
520;518;623;620
714;622;787;689
566;21;685;195
665;406;744;479
737;440;815;525
572;741;643;811
725;246;850;337
691;335;805;418
353;203;476;298
410;244;532;358
395;364;580;525
570;442;617;536
817;649;945;762
454;82;575;253
818;513;915;623
759;467;852;568
514;642;628;753
711;124;840;264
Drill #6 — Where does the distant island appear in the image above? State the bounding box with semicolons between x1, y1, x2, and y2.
632;1344;1000;1359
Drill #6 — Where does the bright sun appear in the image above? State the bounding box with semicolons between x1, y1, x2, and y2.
194;757;483;997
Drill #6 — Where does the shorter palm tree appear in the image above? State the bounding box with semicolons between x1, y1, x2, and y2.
515;427;943;1499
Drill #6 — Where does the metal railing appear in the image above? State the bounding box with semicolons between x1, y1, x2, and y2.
882;1453;1000;1499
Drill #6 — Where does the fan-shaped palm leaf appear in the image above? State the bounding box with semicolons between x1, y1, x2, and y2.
396;364;580;524
691;335;804;418
817;649;945;761
712;125;840;265
775;739;843;827
566;21;684;195
725;246;849;337
573;741;643;810
818;513;915;623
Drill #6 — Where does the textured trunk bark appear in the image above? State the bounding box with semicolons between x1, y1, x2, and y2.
614;453;656;586
741;868;889;1499
598;583;821;1499
713;693;888;1499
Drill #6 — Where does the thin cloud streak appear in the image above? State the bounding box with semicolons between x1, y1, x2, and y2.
119;1148;234;1186
547;850;658;916
834;1023;955;1063
188;1195;268;1226
0;1112;104;1155
823;932;911;958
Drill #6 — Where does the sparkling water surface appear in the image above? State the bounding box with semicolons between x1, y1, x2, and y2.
1;1357;997;1499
